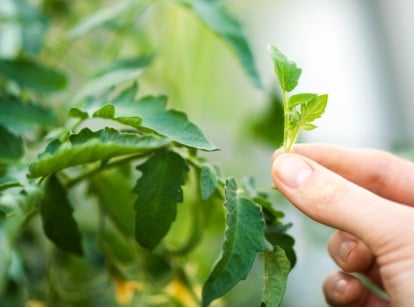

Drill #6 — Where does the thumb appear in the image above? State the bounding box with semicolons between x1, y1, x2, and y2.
271;153;413;251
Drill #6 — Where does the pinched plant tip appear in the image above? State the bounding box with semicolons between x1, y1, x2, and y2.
268;45;328;152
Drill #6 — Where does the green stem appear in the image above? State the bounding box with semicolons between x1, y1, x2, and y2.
281;90;290;152
65;153;150;188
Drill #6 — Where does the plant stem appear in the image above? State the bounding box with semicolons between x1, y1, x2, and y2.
65;153;150;188
281;89;290;152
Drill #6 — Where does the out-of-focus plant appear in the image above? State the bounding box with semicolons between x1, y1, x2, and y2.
0;0;295;306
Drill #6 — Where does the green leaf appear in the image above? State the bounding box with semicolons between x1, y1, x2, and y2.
0;96;57;133
114;95;217;151
112;82;139;104
39;175;83;256
288;93;317;109
92;104;115;118
28;127;170;178
88;169;135;237
261;246;291;307
178;0;262;88
299;94;328;123
202;178;266;307
0;186;43;291
265;225;296;269
200;164;218;201
68;107;89;120
0;125;24;162
302;123;317;131
0;58;67;93
268;45;301;92
133;150;189;250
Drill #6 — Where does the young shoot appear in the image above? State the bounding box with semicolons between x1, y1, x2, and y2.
268;45;328;152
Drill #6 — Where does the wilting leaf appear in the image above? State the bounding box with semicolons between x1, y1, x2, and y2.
133;150;189;250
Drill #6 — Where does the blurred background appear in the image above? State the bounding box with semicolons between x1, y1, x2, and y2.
1;0;414;306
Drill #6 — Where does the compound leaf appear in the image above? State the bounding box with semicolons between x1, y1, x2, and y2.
28;127;170;178
202;178;266;307
0;58;66;93
39;175;83;256
268;45;301;92
133;150;189;250
178;0;262;88
261;246;291;307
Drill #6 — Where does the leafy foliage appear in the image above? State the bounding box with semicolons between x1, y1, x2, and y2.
0;58;67;93
28;128;170;178
261;247;291;307
112;93;218;151
0;96;56;133
0;125;23;161
0;1;298;306
39;175;83;256
202;178;266;306
133;150;189;250
269;45;328;151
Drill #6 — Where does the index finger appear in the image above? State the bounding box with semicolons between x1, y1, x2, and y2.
273;144;414;206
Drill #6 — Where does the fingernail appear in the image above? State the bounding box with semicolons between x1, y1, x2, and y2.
335;277;349;294
273;154;313;188
339;241;356;263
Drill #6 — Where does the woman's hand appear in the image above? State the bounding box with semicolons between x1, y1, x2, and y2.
271;144;414;306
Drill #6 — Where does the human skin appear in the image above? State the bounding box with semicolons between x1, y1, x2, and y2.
271;144;414;306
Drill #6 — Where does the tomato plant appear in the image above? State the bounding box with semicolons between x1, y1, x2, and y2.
0;1;331;306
